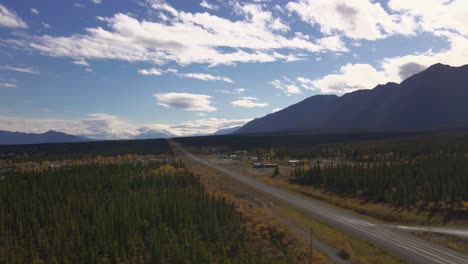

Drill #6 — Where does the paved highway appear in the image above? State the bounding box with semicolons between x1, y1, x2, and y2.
172;142;468;264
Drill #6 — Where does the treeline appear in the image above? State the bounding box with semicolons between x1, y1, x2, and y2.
174;130;424;155
0;138;172;162
0;162;276;263
293;154;468;209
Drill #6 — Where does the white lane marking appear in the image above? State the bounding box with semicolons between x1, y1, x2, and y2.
396;226;468;238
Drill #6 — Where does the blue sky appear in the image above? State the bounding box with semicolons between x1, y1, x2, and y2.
0;0;467;138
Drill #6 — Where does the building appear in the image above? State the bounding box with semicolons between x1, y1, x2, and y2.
252;163;278;169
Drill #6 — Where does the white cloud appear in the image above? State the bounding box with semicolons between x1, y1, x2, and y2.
42;22;51;28
269;78;302;95
0;65;40;75
138;67;180;76
286;0;416;40
74;3;85;8
215;90;231;94
0;83;16;88
28;2;346;67
234;88;246;94
0;114;251;138
85;68;93;73
388;0;468;37
0;4;28;29
73;58;90;66
296;76;317;90
81;113;138;139
166;68;178;73
154;92;216;112
272;107;283;113
308;33;468;94
231;97;269;108
170;118;251;135
91;0;102;4
311;63;389;94
200;0;218;10
31;8;39;15
181;73;233;83
380;34;468;81
138;68;163;76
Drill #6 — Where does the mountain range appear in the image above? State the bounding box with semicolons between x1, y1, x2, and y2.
0;130;89;145
236;63;468;134
0;127;236;145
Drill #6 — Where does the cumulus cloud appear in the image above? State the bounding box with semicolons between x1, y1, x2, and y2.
0;65;40;75
303;33;468;94
181;73;233;83
397;62;426;80
28;1;346;67
311;63;390;94
286;0;416;40
0;114;251;138
388;0;468;37
269;78;302;95
231;97;269;108
80;113;138;139
0;4;27;28
154;92;216;112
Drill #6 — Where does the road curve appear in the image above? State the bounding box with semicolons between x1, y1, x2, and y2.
172;142;468;264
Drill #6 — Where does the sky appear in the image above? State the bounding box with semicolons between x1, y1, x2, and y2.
0;0;467;139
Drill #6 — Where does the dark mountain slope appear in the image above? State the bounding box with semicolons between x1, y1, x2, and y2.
238;95;338;133
0;130;88;145
237;63;468;134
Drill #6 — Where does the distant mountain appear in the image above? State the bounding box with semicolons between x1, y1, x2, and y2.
133;129;174;140
237;63;468;134
213;126;241;135
0;130;89;145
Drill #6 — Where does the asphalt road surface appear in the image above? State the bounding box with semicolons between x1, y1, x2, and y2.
172;142;468;264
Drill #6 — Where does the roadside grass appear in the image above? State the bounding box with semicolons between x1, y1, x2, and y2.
414;232;468;256
272;202;404;264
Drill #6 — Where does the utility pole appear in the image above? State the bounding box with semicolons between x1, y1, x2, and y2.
310;227;313;264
